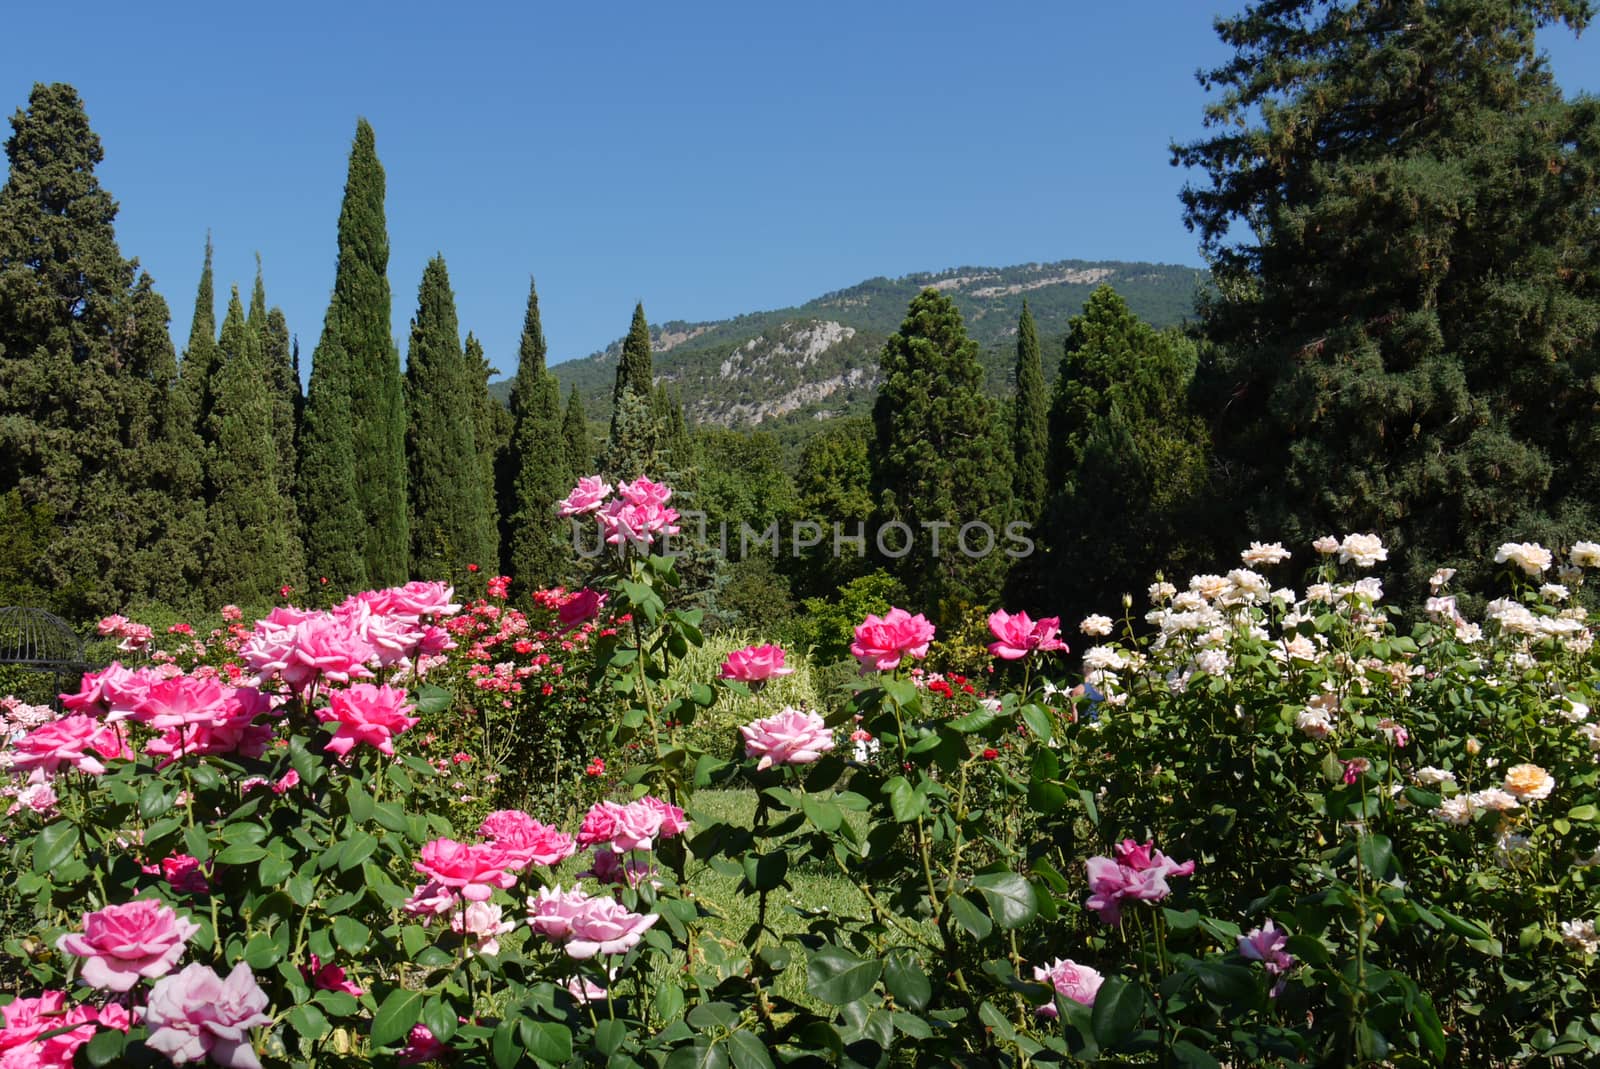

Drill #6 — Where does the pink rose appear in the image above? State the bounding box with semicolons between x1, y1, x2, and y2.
1085;842;1195;925
0;991;119;1067
1033;957;1105;1016
527;886;658;958
402;879;457;919
144;962;272;1069
1238;920;1294;977
10;715;128;776
56;899;200;991
413;839;515;902
96;614;128;637
740;707;834;770
597;499;680;548
527;884;594;942
132;676;229;730
451;901;514;956
300;955;363;997
850;608;935;672
617;477;672;508
719;643;795;683
577;800;663;852
316;683;419;757
477;810;577;870
59;662;150;720
557;476;614;517
581;848;659;888
371;581;461;622
558;589;608;632
636;796;689;838
986;610;1069;660
398;1023;448;1065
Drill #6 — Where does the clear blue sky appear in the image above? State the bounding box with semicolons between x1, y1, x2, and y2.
3;2;1596;378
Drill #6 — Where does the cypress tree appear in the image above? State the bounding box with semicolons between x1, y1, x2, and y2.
609;302;655;442
1175;0;1600;595
605;303;665;480
0;83;188;613
177;233;220;448
206;287;292;605
405;255;494;576
868;289;1012;619
249;255;306;589
501;278;572;585
466;332;510;571
1011;301;1048;523
299;322;366;591
321;118;408;585
563;384;593;476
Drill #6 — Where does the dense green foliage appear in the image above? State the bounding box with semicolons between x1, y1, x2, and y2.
870;288;1012;621
466;332;510;572
610;302;654;434
176;236;219;452
562;383;592;476
298;328;367;590
250;256;306;589
500;279;572;586
1177;0;1600;599
405;256;497;576
1011;300;1048;525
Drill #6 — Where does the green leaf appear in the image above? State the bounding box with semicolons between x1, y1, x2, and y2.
593;1018;627;1055
742;850;788;891
32;822;78;873
806;945;882;1005
1358;833;1395;879
138;781;172;821
654;982;685;1021
886;776;927;822
971;871;1038;928
345;785;374;824
666;1040;729;1069
370;988;424;1048
802;795;842;832
216;841;267;865
332;916;370;953
947;894;993;939
1185;959;1256;1005
1172;1039;1222;1069
523;1021;572;1064
728;1029;775;1069
339;832;377;871
258;852;293;886
1090;976;1144;1049
84;1028;126;1066
412;683;453;715
883;949;931;1012
492;1020;521;1069
1020;702;1054;740
287;1003;330;1042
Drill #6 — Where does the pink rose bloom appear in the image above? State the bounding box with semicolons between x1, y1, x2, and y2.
161;855;212;896
581;848;659;888
617;477;673;508
986;610;1069;660
316;683;419;757
300;955;363;997
565;975;608;1005
403;879;458;919
10;715;128;776
398;1023;448;1065
13;780;58;816
564;896;660;959
287;615;376;689
96;614;128;637
1085;843;1195;925
719;643;795;683
850;608;936;672
0;991;118;1067
558;589;608;631
1033;957;1105;1016
413;839;516;902
133;676;230;730
740;707;834;770
452;901;514;956
117;623;154;652
527;885;595;942
1113;839;1196;880
597;498;680;548
59;661;150;720
144;962;272;1068
56;899;200;991
636;796;689;838
478;810;577;870
1238;920;1294;977
558;476;614;517
577;800;663;852
376;581;461;621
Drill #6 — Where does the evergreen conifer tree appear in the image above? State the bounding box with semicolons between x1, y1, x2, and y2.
249;256;305;588
1011;301;1048;522
299;323;366;591
1175;0;1600;595
177;234;220;450
206;287;292;605
501;279;572;585
563;384;593;476
868;289;1012;619
0;83;192;612
604;304;664;480
466;332;510;571
405;256;495;576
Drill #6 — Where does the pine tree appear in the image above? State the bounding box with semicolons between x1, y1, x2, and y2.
249;255;305;589
466;332;510;571
206;287;292;605
1011;300;1048;524
405;256;495;576
0;83;192;613
1175;0;1600;595
563;384;593;476
501;278;572;585
177;233;220;449
869;289;1012;619
320;118;408;586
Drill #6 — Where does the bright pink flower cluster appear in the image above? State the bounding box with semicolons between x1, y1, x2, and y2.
560;475;681;550
527;884;659;959
9;715;128;776
98;613;153;652
478;810;577;870
143;961;272;1069
136;678;275;763
411;838;519;904
1084;839;1196;925
986;610;1069;660
850;608;936;672
0;991;129;1069
56;899;199;992
719;643;794;683
576;797;687;853
739;708;835;770
1033;957;1105;1016
315;683;418;757
557;476;613;517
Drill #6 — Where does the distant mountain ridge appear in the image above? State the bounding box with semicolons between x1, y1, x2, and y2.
491;258;1206;436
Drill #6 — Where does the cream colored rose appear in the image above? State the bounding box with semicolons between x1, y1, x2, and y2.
1502;763;1555;802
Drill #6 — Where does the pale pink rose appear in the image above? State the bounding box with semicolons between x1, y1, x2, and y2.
371;581;461;621
244;612;374;693
740;707;834;770
576;800;663;852
117;623;154;652
558;476;614;517
13;781;57;816
1238;920;1294;977
10;715;128;776
452;901;514;956
581;848;659;888
558;589;608;631
636;796;689;838
56;899;200;992
850;608;935;672
315;683;418;757
144;962;272;1069
413;839;515;902
398;1023;447;1065
617;477;672;508
597;499;680;548
1033;957;1104;1016
527;885;594;942
96;614;128;637
986;610;1069;660
477;810;576;870
402;879;457;918
719;643;795;683
565;975;608;1005
220;605;243;622
564;896;659;959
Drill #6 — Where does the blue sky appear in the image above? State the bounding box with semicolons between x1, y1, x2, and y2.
3;2;1596;377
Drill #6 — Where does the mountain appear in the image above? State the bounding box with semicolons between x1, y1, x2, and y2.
492;259;1207;440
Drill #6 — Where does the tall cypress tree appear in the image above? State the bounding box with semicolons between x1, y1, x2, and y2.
466;332;510;569
869;289;1012;619
501;278;572;585
563;384;593;476
206;287;292;605
405;256;494;575
0;83;189;613
605;303;662;479
1011;300;1048;523
248;255;306;589
320;118;407;585
299;322;366;591
177;234;220;449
